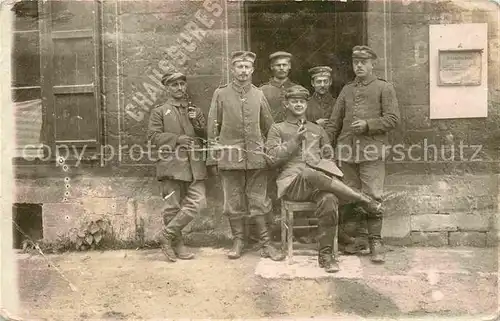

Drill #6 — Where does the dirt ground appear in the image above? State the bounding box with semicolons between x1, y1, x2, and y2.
17;246;499;320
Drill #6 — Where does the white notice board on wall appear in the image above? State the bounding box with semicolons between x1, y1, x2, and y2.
429;23;488;119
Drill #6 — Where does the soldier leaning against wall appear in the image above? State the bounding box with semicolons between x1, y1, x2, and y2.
147;71;208;263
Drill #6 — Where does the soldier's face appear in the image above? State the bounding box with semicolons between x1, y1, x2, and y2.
270;58;291;79
311;76;332;95
285;98;308;116
166;79;187;99
231;61;254;82
353;58;374;77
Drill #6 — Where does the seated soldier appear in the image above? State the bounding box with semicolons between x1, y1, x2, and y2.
265;85;383;273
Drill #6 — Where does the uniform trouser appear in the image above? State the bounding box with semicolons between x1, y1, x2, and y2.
284;168;339;251
219;169;272;219
161;179;206;239
339;160;385;241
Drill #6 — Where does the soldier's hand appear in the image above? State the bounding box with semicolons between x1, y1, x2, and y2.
177;135;194;147
351;120;368;134
316;118;328;126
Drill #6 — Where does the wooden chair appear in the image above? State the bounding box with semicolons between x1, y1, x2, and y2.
281;200;338;264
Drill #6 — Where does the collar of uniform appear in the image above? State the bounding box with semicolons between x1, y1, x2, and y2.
231;81;252;94
312;91;333;101
354;74;377;86
284;116;306;125
269;77;292;88
167;97;188;107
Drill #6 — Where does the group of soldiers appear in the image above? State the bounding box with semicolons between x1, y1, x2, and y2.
147;45;400;273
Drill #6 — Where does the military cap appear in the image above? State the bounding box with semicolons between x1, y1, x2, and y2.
269;51;292;62
231;51;256;64
308;66;332;79
161;71;186;86
284;85;310;99
352;45;378;59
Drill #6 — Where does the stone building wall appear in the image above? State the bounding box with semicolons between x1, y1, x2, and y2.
13;0;499;248
368;0;499;246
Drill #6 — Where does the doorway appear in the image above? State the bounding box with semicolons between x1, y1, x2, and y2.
244;0;367;96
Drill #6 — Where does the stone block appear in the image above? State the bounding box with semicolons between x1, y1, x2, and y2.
15;179;67;203
402;129;438;148
76;177;157;199
382;212;411;238
81;197;122;216
410;231;448;247
135;197;166;242
403;105;432;130
449;231;487;247
109;198;137;241
453;212;493;232
408;196;440;215
411;214;457;232
42;202;85;242
486;231;499;247
438;196;476;214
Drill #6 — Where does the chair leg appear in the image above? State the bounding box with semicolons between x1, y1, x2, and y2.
333;224;339;255
287;208;294;265
281;203;286;254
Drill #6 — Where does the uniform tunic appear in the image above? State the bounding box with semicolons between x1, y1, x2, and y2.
147;97;207;182
206;81;274;170
206;81;275;218
265;120;333;199
259;78;297;123
306;92;336;125
325;75;400;164
147;97;208;220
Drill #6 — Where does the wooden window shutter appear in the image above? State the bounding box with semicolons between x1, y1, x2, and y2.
39;0;102;162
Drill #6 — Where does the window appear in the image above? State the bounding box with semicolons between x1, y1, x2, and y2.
12;0;102;162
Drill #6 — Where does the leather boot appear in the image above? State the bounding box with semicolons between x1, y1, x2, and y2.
318;246;340;273
307;172;384;216
344;208;369;254
161;211;194;262
228;218;245;259
160;237;177;262
254;215;285;261
317;221;339;273
367;217;385;263
173;232;195;260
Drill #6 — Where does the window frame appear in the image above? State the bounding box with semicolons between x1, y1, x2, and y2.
12;0;104;166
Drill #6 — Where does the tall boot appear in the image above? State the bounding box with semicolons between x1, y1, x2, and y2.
367;217;385;263
344;207;369;254
317;223;339;273
306;170;383;216
161;211;194;262
254;215;285;261
228;218;245;259
173;232;195;260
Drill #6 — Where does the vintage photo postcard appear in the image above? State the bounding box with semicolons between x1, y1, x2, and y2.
1;0;499;320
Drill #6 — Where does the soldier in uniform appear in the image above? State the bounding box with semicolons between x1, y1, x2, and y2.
147;71;208;262
306;66;336;127
325;46;400;263
259;51;298;123
206;51;284;261
259;52;299;243
265;85;383;273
